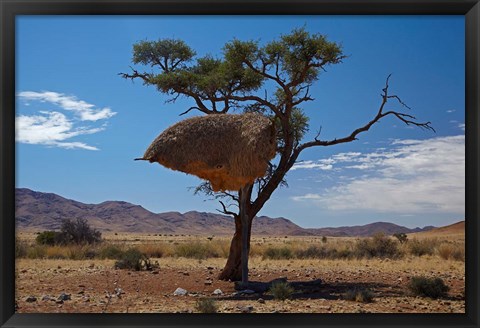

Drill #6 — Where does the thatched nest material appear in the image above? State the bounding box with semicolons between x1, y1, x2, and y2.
138;113;277;192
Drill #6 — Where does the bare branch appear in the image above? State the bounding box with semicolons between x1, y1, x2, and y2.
179;106;201;116
291;75;435;166
217;201;237;217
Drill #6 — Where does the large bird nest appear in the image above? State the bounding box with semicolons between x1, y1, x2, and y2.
138;113;277;192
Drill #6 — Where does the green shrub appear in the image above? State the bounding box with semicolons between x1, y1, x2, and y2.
263;246;293;260
114;248;158;271
408;276;449;299
269;281;294;301
195;298;218;313
36;231;62;246
344;288;374;303
354;233;401;259
99;244;125;259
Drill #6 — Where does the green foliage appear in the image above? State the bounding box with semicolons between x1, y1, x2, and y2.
269;281;294;301
195;298;218;313
393;233;408;244
99;244;125;259
132;39;195;71
263;246;294;260
36;231;62;246
408;276;449;299
58;218;102;245
354;233;402;259
114;248;158;271
344;288;375;303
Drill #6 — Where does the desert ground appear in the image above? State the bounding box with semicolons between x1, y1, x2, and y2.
15;231;465;314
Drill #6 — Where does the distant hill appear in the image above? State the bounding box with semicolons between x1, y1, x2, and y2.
306;221;435;237
408;220;465;238
16;188;438;236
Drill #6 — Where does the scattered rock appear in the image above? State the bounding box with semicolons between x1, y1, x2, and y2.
207;266;214;270
257;298;265;304
204;280;213;286
41;295;51;301
238;305;254;313
151;271;160;275
57;293;71;301
25;296;37;302
173;288;188;296
213;289;223;295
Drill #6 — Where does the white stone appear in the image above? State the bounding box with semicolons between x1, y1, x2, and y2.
173;288;188;296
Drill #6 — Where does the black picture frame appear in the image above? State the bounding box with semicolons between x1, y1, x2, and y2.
1;1;478;327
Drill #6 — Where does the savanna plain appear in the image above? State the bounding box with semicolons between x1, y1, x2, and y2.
15;226;465;314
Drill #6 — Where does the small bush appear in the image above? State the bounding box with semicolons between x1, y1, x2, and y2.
408;276;449;299
15;239;28;258
195;298;218;313
263;246;293;260
36;231;62;246
269;281;294;301
437;244;454;260
57;218;102;245
66;245;93;260
26;245;47;259
114;248;157;271
408;239;437;257
321;236;328;243
354;233;401;259
344;288;375;303
99;244;125;259
393;233;408;244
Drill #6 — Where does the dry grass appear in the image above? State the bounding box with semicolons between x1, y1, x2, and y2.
16;233;465;264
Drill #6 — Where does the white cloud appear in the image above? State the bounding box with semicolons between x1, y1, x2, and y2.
16;111;102;150
291;160;334;171
16;91;114;150
292;135;465;215
17;91;116;121
446;109;456;113
458;123;465;131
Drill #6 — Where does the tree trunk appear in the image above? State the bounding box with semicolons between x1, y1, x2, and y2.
218;196;253;281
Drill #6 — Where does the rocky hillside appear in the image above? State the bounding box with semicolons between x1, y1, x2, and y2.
16;188;437;236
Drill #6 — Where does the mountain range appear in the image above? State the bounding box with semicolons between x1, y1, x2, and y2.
15;188;437;237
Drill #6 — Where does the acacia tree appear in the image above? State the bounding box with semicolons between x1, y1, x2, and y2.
121;28;433;282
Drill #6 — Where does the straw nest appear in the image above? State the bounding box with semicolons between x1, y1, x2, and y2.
137;113;277;192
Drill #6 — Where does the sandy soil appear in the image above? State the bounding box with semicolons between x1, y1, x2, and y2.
15;256;465;313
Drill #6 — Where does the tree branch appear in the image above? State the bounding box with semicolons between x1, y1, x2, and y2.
217;201;237;217
290;74;435;166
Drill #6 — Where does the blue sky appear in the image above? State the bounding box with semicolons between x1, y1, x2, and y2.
15;16;465;229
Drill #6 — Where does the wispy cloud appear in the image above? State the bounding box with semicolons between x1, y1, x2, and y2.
458;123;465;131
17;91;116;121
16;91;115;150
446;109;456;113
292;135;465;215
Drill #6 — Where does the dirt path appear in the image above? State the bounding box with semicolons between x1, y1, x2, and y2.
15;257;465;313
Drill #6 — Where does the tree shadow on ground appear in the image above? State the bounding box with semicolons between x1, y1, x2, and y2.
220;277;400;301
